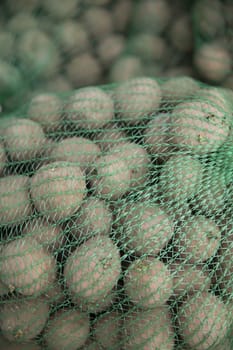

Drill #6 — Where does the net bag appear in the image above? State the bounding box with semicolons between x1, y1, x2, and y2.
0;76;232;349
0;0;134;113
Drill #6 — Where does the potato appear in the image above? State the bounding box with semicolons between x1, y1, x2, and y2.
132;0;171;34
0;236;57;296
119;202;174;256
66;53;102;88
64;235;121;305
0;141;7;173
0;298;49;343
17;29;61;79
94;311;122;349
214;227;233;296
194;43;232;83
93;125;128;152
176;215;221;263
7;13;38;34
110;142;150;189
42;281;65;305
80;340;102;350
55;21;90;56
30;161;86;222
168;15;193;53
159;154;203;201
28;93;63;133
169;262;211;297
83;7;113;42
43;75;72;93
161;77;200;104
3;118;46;162
112;0;132;33
122;306;174;350
0;336;41;350
190;166;227;216
50;137;101;173
193;87;233;115
0;279;9;296
22;218;64;252
177;292;229;350
114;77;161;124
96;34;125;67
108;56;143;83
73;287;117;314
91;154;131;200
70;197;112;239
44;309;89;350
124;257;173;308
41;0;79;19
144;113;174;160
193;0;224;39
128;33;167;63
0;175;32;226
170;101;230;153
65;87;114;130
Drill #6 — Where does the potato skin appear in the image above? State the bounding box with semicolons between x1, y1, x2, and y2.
0;236;57;296
176;215;221;263
0;336;42;350
169;262;211;297
0;142;7;174
114;77;161;124
3;118;46;162
119;202;174;256
161;77;200;104
44;309;89;350
64;235;121;305
93;125;128;152
22;218;64;252
91;154;131;200
0;298;49;343
73;287;117;314
28;93;62;133
94;311;122;349
50;137;101;173
65;87;114;129
124;257;173;308
30;161;86;222
159;154;203;201
0;175;32;226
177;292;229;350
194;43;232;83
110;142;150;189
70;197;112;239
122;306;174;350
170;101;230;153
144;113;174;160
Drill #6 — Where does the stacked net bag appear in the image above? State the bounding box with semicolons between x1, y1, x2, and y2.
0;0;133;112
192;0;233;88
123;0;195;80
0;76;232;349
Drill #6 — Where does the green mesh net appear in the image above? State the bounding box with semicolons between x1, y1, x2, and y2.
0;76;232;349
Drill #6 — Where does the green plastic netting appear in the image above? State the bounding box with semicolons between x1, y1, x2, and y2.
0;76;232;349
